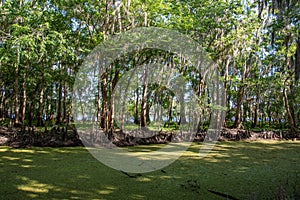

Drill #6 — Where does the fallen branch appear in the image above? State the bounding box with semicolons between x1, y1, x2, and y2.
120;170;142;178
207;189;239;200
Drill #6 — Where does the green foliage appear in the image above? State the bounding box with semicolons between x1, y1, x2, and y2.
0;0;299;132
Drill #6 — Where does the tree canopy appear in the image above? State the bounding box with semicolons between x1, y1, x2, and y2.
0;0;299;139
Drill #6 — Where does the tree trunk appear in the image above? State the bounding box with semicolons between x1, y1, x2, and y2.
140;84;148;127
252;97;258;128
63;80;68;123
134;87;139;124
0;85;3;123
37;77;44;126
168;97;173;122
28;91;35;127
20;72;27;129
233;87;244;128
283;86;296;137
179;91;186;124
110;92;114;129
146;87;152;124
295;30;300;83
56;80;62;125
97;76;101;123
223;58;230;127
140;64;149;127
293;30;300;129
14;62;19;126
100;72;108;130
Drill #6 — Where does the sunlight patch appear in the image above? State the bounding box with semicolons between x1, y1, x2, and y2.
18;182;53;193
137;177;151;182
11;149;35;153
98;190;114;195
2;156;20;161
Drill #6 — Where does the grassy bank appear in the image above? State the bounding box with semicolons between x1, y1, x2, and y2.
1;141;299;199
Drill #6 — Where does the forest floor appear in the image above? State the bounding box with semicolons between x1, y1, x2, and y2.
0;141;299;199
0;125;298;148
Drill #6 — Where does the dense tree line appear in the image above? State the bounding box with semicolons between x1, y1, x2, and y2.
0;0;299;136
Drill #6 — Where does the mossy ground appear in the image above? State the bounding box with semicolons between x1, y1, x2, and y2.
1;141;299;199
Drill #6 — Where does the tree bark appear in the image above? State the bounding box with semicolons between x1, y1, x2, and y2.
283;85;296;137
28;91;35;127
134;87;139;124
100;72;108;130
97;79;101;123
140;64;149;127
14;59;19;126
37;77;44;126
252;96;259;128
295;30;300;83
20;71;27;129
179;91;186;124
63;79;68;123
0;84;3;123
233;87;244;128
56;80;62;125
168;97;173;122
